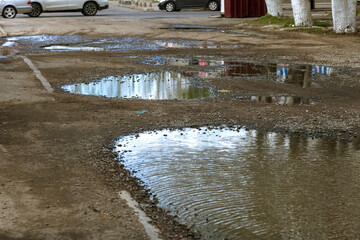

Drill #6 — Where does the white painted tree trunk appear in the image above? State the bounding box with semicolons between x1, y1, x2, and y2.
265;0;283;17
332;0;357;33
291;0;313;26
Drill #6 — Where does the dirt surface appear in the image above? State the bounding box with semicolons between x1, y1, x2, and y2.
1;3;360;240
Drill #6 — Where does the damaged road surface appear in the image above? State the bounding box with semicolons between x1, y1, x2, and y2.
1;3;360;240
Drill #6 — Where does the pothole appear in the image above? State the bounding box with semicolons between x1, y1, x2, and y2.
4;35;241;54
62;72;215;100
143;57;333;85
164;25;221;30
251;96;315;105
114;126;360;240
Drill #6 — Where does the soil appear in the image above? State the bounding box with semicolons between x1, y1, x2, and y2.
1;3;360;240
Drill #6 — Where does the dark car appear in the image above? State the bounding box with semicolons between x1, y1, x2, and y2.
158;0;220;12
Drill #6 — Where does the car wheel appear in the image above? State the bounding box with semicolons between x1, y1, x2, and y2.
28;3;42;17
82;2;98;16
208;0;219;11
165;2;175;12
2;6;16;19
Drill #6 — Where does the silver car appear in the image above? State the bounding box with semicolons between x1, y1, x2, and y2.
1;0;32;18
28;0;109;17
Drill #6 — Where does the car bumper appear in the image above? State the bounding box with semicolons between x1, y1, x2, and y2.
100;5;109;10
17;6;32;14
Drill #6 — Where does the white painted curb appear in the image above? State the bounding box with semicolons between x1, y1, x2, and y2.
0;26;7;37
119;191;162;240
21;56;54;93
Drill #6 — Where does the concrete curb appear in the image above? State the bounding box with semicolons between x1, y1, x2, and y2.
116;0;159;11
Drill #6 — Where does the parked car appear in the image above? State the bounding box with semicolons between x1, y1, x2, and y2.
158;0;220;12
28;0;109;17
1;0;32;18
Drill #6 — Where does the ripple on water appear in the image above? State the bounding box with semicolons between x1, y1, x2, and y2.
115;127;360;239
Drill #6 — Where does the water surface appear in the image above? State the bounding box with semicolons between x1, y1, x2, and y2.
115;127;360;239
62;72;213;100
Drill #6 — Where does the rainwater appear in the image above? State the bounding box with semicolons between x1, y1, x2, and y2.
62;72;214;100
115;127;360;239
144;57;332;85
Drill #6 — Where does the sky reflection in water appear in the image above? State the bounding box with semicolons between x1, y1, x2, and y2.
62;72;213;100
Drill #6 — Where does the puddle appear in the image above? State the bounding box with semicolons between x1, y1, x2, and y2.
62;72;214;100
163;24;226;33
251;96;315;105
165;25;220;30
143;57;332;85
43;46;105;52
5;35;237;54
0;41;18;58
115;127;360;239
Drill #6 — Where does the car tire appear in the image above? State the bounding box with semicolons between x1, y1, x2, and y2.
2;6;16;19
165;2;176;12
208;0;219;11
28;3;42;17
82;2;98;16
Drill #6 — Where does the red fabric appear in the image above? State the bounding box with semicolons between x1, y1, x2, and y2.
225;0;267;18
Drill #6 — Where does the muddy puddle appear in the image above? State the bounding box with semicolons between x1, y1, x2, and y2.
115;127;360;239
163;24;229;33
143;57;332;84
62;72;214;100
4;34;240;54
251;96;315;105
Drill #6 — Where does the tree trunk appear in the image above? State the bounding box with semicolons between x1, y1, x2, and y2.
291;0;313;26
265;0;283;17
332;0;357;33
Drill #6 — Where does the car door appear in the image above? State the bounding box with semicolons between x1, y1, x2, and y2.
43;0;68;11
176;0;192;9
67;0;84;10
183;0;205;8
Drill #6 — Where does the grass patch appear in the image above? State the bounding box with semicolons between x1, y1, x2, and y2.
313;20;331;27
256;14;294;27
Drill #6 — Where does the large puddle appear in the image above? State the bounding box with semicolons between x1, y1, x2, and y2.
144;57;332;85
62;72;214;100
115;127;360;239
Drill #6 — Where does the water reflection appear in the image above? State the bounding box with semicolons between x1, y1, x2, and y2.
0;41;18;58
115;127;360;239
62;72;213;100
277;64;332;87
143;57;332;86
251;96;314;106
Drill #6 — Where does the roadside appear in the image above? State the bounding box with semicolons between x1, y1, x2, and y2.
1;5;360;240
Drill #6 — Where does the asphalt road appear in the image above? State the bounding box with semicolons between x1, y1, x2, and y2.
15;4;219;19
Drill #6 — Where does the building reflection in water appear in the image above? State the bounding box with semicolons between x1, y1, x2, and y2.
143;57;333;87
251;96;314;106
277;64;332;88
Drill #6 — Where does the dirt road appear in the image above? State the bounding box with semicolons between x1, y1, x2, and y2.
1;3;360;239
